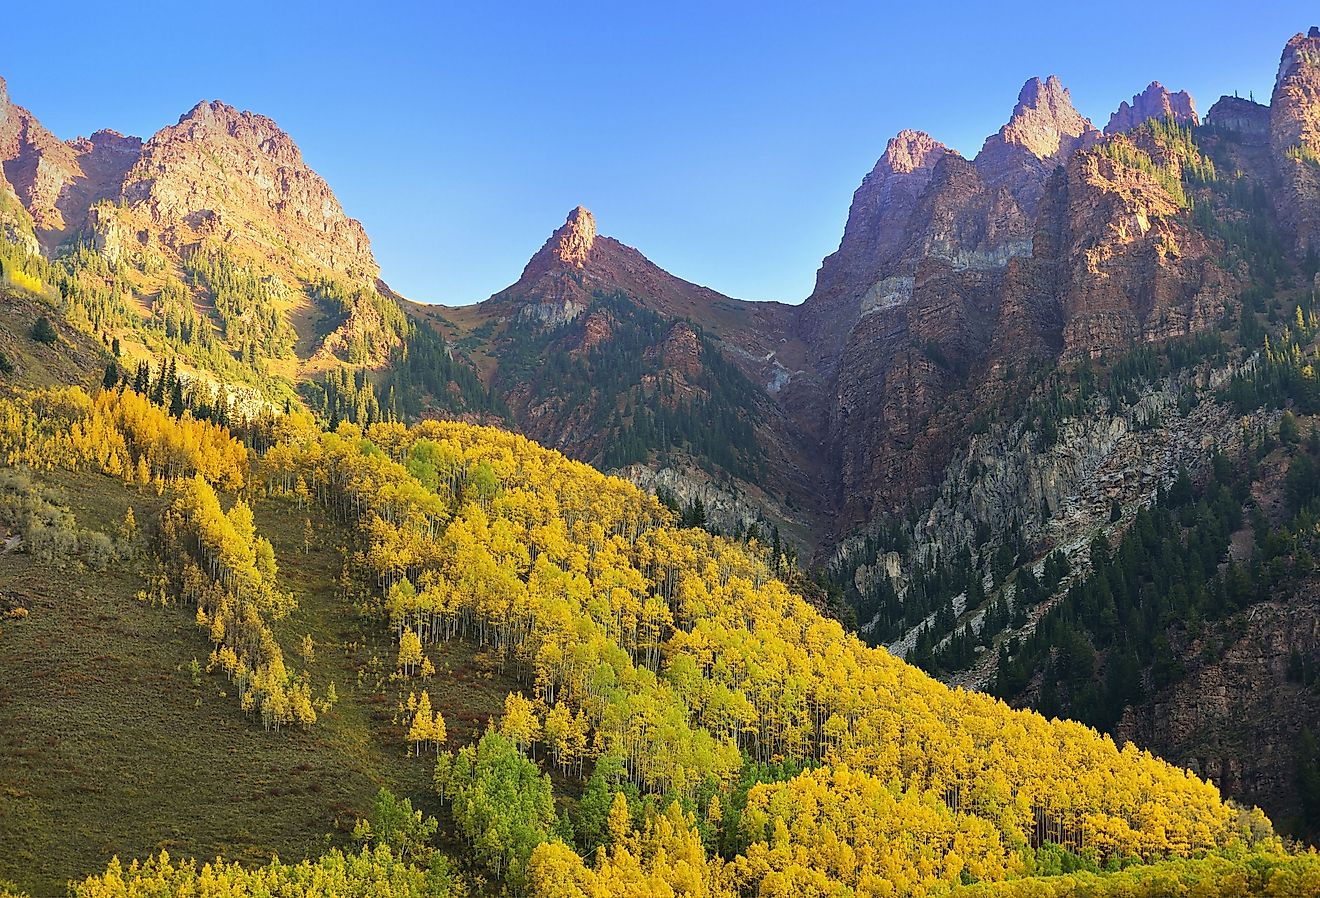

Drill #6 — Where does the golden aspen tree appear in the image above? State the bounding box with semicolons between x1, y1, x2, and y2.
119;506;137;545
409;691;435;756
500;692;540;755
397;628;423;677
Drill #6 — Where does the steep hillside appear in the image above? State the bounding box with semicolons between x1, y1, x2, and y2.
415;207;828;545
0;381;1300;897
0;80;497;431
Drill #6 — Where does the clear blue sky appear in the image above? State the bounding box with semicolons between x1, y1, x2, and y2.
3;1;1311;305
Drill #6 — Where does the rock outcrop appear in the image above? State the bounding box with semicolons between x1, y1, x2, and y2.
1105;82;1198;135
1119;587;1320;825
1054;134;1233;358
1205;95;1271;142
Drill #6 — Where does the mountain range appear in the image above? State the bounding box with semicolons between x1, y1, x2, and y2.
4;23;1320;870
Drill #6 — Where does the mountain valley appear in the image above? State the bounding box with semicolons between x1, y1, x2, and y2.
3;22;1320;898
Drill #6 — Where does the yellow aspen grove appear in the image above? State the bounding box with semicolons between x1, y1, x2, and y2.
0;393;1276;896
262;414;1256;873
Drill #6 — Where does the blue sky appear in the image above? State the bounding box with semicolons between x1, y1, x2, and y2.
3;2;1311;305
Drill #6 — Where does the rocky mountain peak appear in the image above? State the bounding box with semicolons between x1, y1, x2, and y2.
552;205;596;267
1272;28;1320;152
1271;28;1320;255
0;78;134;245
1105;81;1198;135
998;75;1097;161
974;75;1098;214
112;98;378;281
879;129;947;175
158;100;303;165
798;131;953;357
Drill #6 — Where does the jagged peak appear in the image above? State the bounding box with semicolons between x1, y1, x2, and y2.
1017;74;1068;107
991;75;1097;161
178;98;245;123
69;129;143;155
1105;81;1198;135
878;130;949;176
550;205;597;267
163;100;293;151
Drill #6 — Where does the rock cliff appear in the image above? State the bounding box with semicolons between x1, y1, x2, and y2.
1271;28;1320;254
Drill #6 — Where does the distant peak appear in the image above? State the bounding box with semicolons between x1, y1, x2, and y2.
180;99;231;122
880;130;948;175
552;206;597;267
1013;74;1084;124
1278;28;1320;90
1105;81;1198;135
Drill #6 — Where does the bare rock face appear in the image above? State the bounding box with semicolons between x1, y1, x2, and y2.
1105;81;1198;135
0;76;141;250
1272;28;1320;152
1118;588;1320;823
552;204;595;267
974;76;1100;215
827;153;1033;521
1271;28;1320;253
117;100;378;281
1054;135;1232;358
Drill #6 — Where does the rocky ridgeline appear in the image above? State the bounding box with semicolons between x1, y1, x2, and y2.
1106;82;1199;135
0;83;378;284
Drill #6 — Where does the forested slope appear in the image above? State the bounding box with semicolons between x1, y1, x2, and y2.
1;381;1315;897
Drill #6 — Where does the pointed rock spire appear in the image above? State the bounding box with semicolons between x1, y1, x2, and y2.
994;75;1098;161
877;129;947;176
552;205;597;267
974;75;1098;214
